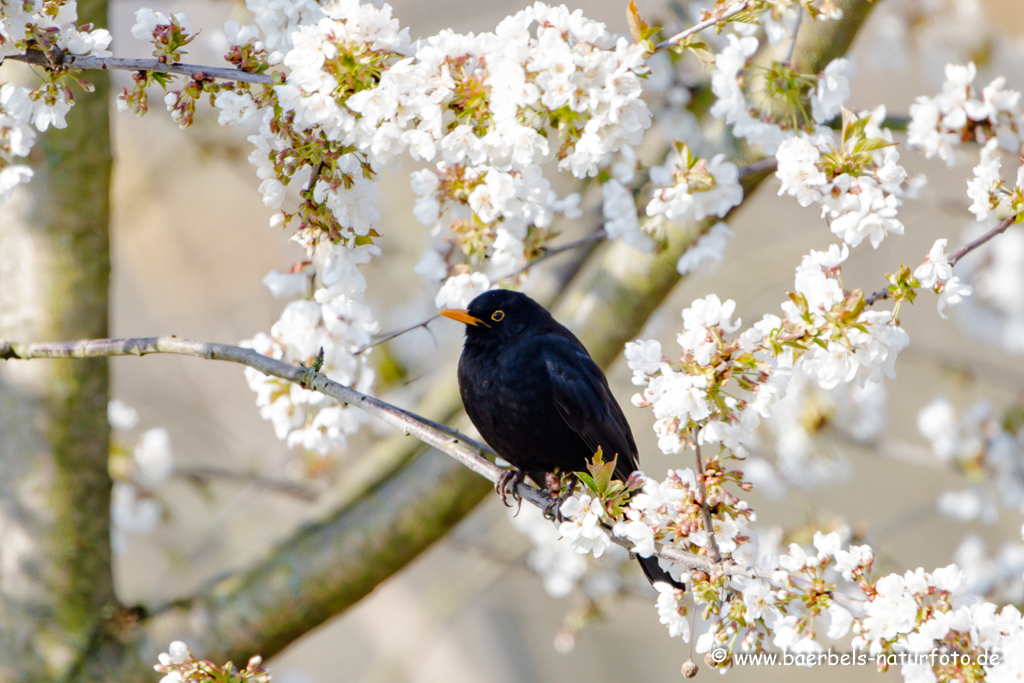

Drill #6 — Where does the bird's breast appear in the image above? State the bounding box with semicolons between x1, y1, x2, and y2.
458;342;561;468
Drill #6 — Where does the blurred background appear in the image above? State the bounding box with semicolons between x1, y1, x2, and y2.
103;0;1024;681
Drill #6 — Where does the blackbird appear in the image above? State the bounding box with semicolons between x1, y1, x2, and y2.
441;289;683;589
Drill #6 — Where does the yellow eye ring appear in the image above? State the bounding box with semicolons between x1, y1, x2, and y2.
491;310;505;322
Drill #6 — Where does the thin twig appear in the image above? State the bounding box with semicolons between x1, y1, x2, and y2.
351;315;439;356
864;288;889;306
175;465;320;502
783;5;804;66
692;441;722;564
499;228;608;281
304;160;327;195
6;50;274;85
949;211;1022;268
0;335;864;610
866;211;1022;306
653;0;751;53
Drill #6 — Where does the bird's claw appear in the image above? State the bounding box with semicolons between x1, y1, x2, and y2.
496;469;525;515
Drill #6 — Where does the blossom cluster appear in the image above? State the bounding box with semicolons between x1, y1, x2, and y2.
908;62;1023;167
553;457;757;623
154;640;269;683
682;531;860;661
625;246;909;461
218;0;653;294
966;152;1024;228
852;564;1024;680
548;438;1024;671
645;145;744;226
711;535;1024;682
561;467;751;569
0;0;112;199
618;468;754;577
399;3;651;289
560;488;1024;680
241;242;379;468
238;0;405;250
775;106;921;249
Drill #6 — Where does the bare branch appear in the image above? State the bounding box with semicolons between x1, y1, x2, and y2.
175;465;320;503
737;156;778;181
6;50;274;85
949;211;1022;268
0;336;504;482
352;315;439;356
653;0;751;53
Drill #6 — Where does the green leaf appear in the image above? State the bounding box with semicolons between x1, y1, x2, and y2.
855;136;897;154
685;41;716;68
575;471;598;492
839;107;873;152
627;0;660;44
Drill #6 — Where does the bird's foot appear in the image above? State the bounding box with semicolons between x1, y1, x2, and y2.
541;473;577;522
496;469;525;514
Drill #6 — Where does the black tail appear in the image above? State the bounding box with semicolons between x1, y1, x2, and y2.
637;555;686;589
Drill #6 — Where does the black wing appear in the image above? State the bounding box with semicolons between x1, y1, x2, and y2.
542;335;639;479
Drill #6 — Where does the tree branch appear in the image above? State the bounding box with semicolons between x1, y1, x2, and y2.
499;228;608;281
865;211;1023;306
175;466;320;503
6;50;274;85
1;335;865;615
653;0;751;53
1;336;503;484
949;211;1022;268
692;442;722;564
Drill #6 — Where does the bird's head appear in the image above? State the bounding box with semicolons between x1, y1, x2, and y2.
440;290;552;343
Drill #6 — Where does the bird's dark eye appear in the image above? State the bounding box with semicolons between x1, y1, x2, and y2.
491;310;504;322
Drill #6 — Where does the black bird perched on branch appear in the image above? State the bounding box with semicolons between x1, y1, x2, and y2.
441;289;683;589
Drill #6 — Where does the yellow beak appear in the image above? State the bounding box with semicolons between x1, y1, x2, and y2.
440;309;488;327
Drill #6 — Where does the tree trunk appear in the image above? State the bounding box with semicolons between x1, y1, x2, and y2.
0;0;115;679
